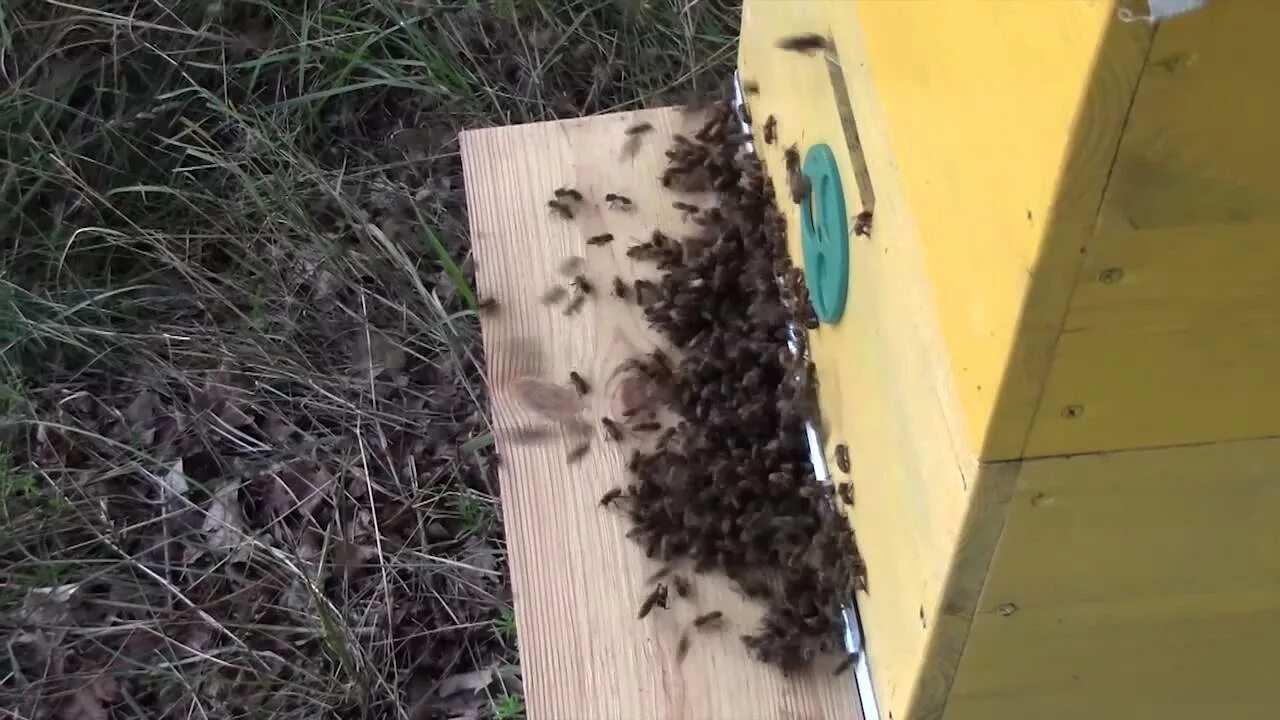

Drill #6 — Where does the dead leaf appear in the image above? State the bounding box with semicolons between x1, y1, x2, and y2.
436;666;495;698
510;377;582;421
59;674;121;720
21;583;81;627
155;459;189;504
91;675;121;703
122;390;158;428
459;539;499;575
351;330;407;377
201;481;249;560
255;459;334;518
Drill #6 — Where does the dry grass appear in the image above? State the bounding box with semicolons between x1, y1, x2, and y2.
0;1;736;718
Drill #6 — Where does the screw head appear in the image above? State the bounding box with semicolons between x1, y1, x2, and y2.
997;603;1018;617
1098;267;1125;284
1061;404;1084;419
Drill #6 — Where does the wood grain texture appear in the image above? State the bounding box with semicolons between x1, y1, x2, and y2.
740;4;1016;719
948;437;1280;720
461;109;862;720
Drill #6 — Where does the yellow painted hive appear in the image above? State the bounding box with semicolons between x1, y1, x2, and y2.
739;1;1280;718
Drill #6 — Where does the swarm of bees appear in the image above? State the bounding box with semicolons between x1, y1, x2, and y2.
503;94;866;674
608;98;866;674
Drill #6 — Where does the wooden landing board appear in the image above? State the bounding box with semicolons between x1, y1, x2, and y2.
461;109;863;720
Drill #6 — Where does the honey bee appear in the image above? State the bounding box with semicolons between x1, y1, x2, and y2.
675;630;692;663
834;443;850;473
569;371;590;396
672;200;700;220
540;285;568;304
601;417;623;441
837;482;854;506
743;79;761;95
763;115;777;145
548;199;574;219
644;565;673;585
604;193;633;210
853;210;873;237
586;233;614;246
476;296;498;315
832;651;858;676
571;275;594;295
626;121;654;136
777;33;830;54
637;583;669;619
566;440;591;464
693;610;724;629
783;144;810;204
558;255;585;276
599;487;624;507
629;421;660;433
553;187;584;202
672;574;692;598
611;276;629;299
563;294;586;316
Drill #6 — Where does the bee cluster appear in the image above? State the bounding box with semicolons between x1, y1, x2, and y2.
607;99;867;674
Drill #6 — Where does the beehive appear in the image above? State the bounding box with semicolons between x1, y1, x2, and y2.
740;1;1280;718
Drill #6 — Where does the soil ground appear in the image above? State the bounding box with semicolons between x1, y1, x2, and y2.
0;2;736;718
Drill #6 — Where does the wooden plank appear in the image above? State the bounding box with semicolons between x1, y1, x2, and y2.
948;438;1280;719
461;109;862;720
739;3;1018;718
1024;0;1280;457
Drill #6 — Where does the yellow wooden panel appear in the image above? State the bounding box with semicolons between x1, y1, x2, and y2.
740;3;1020;718
1096;0;1280;233
1027;225;1280;456
1026;0;1280;456
948;438;1280;719
847;0;1152;461
461;109;862;720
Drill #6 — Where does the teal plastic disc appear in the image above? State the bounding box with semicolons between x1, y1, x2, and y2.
799;144;849;324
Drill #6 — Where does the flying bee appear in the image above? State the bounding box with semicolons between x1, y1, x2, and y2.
763;115;777;145
548;199;574;219
569;371;590;396
637;583;669;619
743;79;760;94
540;285;568;304
675;631;692;663
586;233;614;246
571;275;594;295
558;255;585;276
566;440;591;464
563;293;586;316
625;121;654;136
777;33;830;54
553;187;584;202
